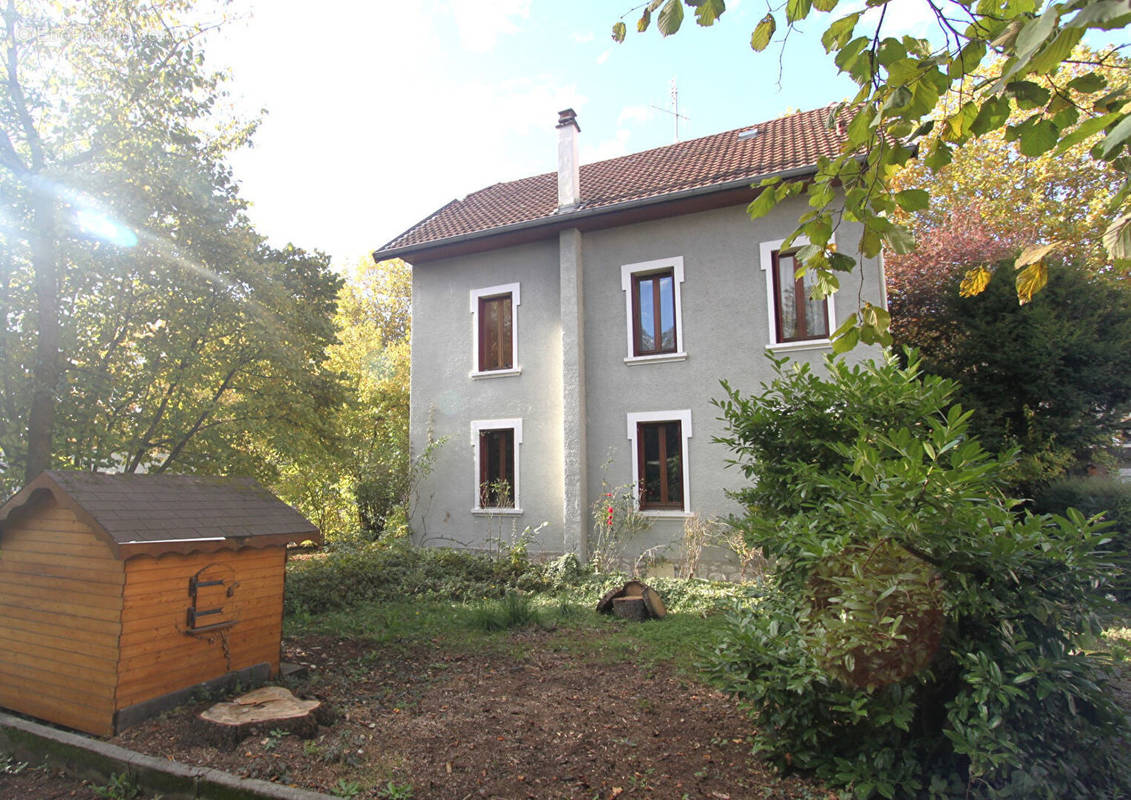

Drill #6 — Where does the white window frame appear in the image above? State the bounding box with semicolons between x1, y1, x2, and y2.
470;417;523;515
470;282;521;379
626;409;692;517
620;257;687;365
759;235;837;352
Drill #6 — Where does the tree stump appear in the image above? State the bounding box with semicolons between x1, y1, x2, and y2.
197;686;322;749
613;596;648;621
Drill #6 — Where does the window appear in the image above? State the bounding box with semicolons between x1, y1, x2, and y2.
772;250;829;342
632;270;676;355
626;410;692;515
621;258;686;364
470;283;520;377
470;418;522;513
759;237;836;350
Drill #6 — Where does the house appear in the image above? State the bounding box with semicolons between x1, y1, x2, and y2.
373;105;885;565
0;470;319;736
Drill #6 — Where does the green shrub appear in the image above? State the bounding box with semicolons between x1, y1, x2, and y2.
286;541;752;619
1032;476;1131;600
708;353;1130;799
285;542;557;615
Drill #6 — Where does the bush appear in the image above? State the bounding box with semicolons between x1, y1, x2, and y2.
708;353;1130;799
285;543;558;615
286;542;753;618
1032;476;1131;600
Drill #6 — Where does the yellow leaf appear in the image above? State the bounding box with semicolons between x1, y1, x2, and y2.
1015;262;1048;305
1015;241;1059;267
959;265;992;297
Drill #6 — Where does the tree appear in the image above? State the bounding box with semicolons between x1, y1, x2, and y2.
269;257;413;543
617;0;1131;346
710;354;1130;797
2;0;223;483
890;50;1130;279
886;206;1023;358
888;221;1131;490
0;0;344;493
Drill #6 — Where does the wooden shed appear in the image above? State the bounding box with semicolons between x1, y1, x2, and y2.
0;470;319;737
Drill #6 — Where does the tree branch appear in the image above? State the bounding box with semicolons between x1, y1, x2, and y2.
3;0;44;171
155;358;248;472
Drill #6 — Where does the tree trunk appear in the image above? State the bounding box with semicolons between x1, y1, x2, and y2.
24;185;59;483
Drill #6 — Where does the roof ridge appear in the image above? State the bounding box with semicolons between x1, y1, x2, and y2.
374;102;848;258
452;104;842;193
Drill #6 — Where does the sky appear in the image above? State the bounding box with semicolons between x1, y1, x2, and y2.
205;0;941;269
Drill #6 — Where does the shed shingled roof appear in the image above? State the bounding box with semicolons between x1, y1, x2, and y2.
0;470;319;556
376;104;848;257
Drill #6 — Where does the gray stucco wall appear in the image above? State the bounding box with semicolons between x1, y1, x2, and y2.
408;240;565;552
577;200;883;559
407;197;885;561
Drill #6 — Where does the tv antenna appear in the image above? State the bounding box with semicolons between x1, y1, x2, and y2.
651;77;689;142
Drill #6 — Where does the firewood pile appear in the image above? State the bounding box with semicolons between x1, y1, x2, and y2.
596;580;667;621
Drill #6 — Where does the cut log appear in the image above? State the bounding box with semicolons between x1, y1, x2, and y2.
621;580;647;598
640;586;667;619
613;596;648;621
596;580;666;620
596;586;622;615
197;685;321;749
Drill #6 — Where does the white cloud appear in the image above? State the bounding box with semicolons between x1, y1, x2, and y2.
447;0;531;53
617;105;655;126
572;31;595;44
582;129;633;163
839;0;937;37
596;48;611;65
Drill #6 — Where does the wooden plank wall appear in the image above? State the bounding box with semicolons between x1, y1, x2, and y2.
117;547;285;710
0;503;123;737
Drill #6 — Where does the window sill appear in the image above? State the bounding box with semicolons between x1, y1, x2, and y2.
624;352;687;366
765;339;831;353
471;507;524;516
639;509;693;519
470;367;523;380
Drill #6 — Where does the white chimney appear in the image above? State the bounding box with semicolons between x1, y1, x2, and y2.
557;108;580;209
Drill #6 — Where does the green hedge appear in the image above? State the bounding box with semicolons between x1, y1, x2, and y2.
1032;476;1131;600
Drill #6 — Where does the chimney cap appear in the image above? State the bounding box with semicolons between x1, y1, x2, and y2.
557;108;580;131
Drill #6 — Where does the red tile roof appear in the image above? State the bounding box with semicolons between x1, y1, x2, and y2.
378;104;847;257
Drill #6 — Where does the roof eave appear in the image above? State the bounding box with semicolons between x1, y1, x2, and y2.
118;530;320;560
373;162;822;264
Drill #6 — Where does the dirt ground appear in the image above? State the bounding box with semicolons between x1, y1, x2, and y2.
5;626;1128;800
107;628;827;800
0;761;102;799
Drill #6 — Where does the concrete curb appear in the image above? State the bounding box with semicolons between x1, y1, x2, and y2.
0;712;339;800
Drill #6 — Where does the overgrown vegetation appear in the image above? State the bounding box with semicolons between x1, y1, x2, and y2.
1033;475;1131;600
589;468;652;573
468;591;542;632
890;250;1131;493
710;353;1130;799
285;541;751;619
